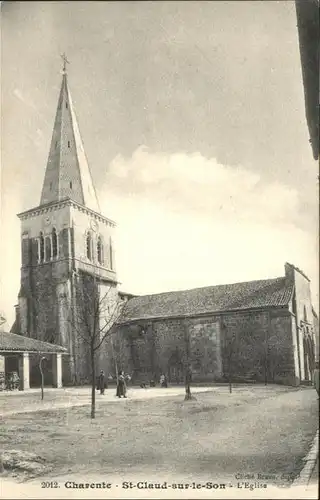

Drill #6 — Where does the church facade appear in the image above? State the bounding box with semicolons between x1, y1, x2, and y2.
12;63;318;388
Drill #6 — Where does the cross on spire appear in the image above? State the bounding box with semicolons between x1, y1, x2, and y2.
61;53;70;74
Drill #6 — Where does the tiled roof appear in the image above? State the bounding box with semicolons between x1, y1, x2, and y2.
119;277;293;323
0;332;67;353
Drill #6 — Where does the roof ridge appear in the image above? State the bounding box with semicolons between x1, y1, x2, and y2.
130;276;285;301
120;275;292;323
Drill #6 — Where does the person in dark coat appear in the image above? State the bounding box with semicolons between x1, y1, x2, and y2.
185;365;192;399
160;374;168;388
99;370;105;395
116;371;127;398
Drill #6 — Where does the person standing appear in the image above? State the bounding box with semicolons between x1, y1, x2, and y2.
185;365;192;399
160;374;168;388
117;370;127;398
99;370;105;395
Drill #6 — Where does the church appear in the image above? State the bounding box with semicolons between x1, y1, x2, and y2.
11;61;318;388
11;59;119;385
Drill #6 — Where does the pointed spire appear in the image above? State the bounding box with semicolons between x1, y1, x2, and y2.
40;57;101;213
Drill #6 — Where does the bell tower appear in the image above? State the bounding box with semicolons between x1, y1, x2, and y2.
15;56;118;383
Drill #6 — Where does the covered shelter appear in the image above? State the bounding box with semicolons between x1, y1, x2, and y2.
0;331;67;390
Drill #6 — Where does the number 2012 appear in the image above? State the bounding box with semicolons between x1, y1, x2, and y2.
41;482;59;488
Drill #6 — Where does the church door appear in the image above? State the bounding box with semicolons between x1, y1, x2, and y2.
168;350;184;384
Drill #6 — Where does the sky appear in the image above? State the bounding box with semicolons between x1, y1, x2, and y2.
1;1;318;327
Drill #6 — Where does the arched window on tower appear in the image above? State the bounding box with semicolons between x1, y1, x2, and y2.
39;232;45;262
45;236;52;261
97;236;103;265
86;232;93;261
52;228;58;258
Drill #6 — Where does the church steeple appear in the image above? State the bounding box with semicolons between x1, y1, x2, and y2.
40;54;100;213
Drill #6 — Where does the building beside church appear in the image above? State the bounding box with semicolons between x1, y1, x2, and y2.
11;62;318;388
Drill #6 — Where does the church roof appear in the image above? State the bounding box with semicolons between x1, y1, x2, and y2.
0;331;67;354
119;277;293;323
40;63;100;212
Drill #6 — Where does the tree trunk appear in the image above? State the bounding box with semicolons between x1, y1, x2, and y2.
91;347;96;419
111;338;119;384
39;359;44;400
264;356;268;386
228;354;232;393
263;343;268;386
185;382;192;400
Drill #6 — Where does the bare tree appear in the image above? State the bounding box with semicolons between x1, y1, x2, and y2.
39;356;47;400
67;272;125;419
183;322;196;401
224;332;237;394
221;322;238;394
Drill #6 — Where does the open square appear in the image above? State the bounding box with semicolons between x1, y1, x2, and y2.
1;385;318;489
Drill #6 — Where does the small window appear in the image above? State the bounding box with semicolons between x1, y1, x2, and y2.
35;239;40;263
68;141;70;148
97;236;103;265
86;232;92;261
69;181;72;189
50;182;53;191
66;101;68;109
39;232;45;262
55;141;58;149
52;228;58;258
45;236;52;261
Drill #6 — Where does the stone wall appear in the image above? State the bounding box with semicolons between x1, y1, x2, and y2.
285;262;316;381
70;205;117;279
114;306;297;385
17;201;119;386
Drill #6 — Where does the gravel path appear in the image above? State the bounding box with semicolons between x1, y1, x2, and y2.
1;386;318;499
0;386;212;417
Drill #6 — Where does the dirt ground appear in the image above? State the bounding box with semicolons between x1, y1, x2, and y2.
0;385;318;490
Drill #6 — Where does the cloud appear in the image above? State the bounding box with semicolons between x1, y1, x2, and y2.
99;147;318;305
1;148;317;326
104;146;300;225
